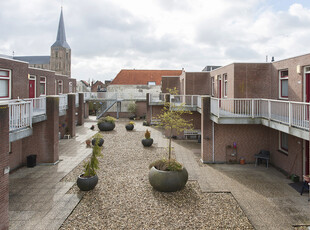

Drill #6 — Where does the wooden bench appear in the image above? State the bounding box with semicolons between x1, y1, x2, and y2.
184;129;201;139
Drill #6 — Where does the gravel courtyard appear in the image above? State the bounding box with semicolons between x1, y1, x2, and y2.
60;120;253;229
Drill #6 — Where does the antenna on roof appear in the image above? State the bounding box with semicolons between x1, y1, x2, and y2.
266;55;268;62
12;51;15;57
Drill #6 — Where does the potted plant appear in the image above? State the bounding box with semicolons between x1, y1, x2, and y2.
128;102;136;120
97;116;116;131
126;121;135;131
148;88;193;192
92;133;104;147
77;139;103;191
142;129;153;147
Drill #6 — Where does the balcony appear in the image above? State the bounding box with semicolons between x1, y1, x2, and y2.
210;98;309;140
170;95;200;111
149;93;168;105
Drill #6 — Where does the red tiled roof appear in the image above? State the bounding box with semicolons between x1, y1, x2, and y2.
81;80;89;87
110;69;182;85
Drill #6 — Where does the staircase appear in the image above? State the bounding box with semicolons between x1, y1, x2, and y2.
96;100;117;119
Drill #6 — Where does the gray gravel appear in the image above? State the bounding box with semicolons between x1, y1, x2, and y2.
60;120;253;229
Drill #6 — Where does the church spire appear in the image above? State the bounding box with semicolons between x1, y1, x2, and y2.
51;8;70;49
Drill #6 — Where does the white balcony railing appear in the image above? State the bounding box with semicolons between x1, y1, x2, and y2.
170;95;200;107
9;101;32;132
75;93;79;107
59;94;68;111
197;96;202;108
149;93;168;103
211;98;310;131
30;96;46;116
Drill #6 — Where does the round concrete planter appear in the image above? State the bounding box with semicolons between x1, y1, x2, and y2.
98;122;115;131
125;124;134;131
148;166;188;192
142;138;153;147
92;138;104;147
77;174;98;191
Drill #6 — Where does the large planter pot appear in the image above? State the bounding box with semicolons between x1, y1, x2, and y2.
126;124;134;131
149;166;188;192
98;122;115;131
77;174;98;191
142;138;153;147
92;138;104;147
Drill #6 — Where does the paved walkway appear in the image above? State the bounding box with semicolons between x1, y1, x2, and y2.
173;139;310;229
9;118;97;230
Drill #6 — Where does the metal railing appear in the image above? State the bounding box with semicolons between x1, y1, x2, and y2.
9;101;32;132
149;93;168;103
30;96;46;116
170;95;200;107
211;98;310;130
59;94;68;111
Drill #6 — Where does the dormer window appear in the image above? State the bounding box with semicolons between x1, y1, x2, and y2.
148;81;156;86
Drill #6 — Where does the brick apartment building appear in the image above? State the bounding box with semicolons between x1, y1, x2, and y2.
0;9;90;229
148;53;310;183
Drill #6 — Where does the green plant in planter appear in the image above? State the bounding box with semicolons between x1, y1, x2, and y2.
98;116;116;124
92;133;104;146
148;88;193;192
142;129;153;147
126;121;135;131
129;121;135;125
97;116;116;131
77;139;103;191
152;87;193;167
83;140;103;177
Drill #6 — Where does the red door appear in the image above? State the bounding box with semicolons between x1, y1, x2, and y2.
29;80;35;98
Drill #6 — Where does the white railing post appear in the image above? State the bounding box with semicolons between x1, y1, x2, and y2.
252;99;254;118
218;98;220;118
268;100;271;120
288;102;292;127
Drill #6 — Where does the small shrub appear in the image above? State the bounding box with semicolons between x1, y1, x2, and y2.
98;116;116;124
145;129;151;139
92;133;103;139
149;159;183;171
129;121;135;125
85;139;91;148
83;138;103;177
128;102;136;115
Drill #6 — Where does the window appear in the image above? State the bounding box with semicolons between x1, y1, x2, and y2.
223;74;228;97
69;82;73;93
58;80;63;94
55;51;58;58
279;70;288;99
40;77;46;96
211;77;215;96
0;69;10;99
279;132;288;154
148;81;156;86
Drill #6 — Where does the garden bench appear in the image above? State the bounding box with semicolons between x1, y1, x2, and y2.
184;129;201;140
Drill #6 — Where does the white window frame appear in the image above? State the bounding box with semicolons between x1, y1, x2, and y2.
148;81;156;86
279;131;288;155
211;77;215;96
279;69;288;99
0;68;11;100
40;76;46;96
223;74;228;98
58;80;63;94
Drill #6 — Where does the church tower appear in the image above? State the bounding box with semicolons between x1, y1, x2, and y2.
50;8;71;77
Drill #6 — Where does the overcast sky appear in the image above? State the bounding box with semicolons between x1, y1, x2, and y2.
1;0;310;82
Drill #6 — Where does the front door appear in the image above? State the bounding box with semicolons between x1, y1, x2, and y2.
29;79;35;98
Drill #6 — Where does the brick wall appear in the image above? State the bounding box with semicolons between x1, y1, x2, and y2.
185;72;210;95
135;101;147;118
161;76;180;93
0;104;9;229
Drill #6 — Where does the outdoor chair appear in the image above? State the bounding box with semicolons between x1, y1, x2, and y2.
254;150;270;168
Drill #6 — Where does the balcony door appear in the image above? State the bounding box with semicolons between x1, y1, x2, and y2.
29;75;36;98
306;141;309;175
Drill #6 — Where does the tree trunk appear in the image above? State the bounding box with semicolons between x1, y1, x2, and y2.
168;127;172;161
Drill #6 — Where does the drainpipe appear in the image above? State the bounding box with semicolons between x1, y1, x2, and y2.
212;121;215;163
